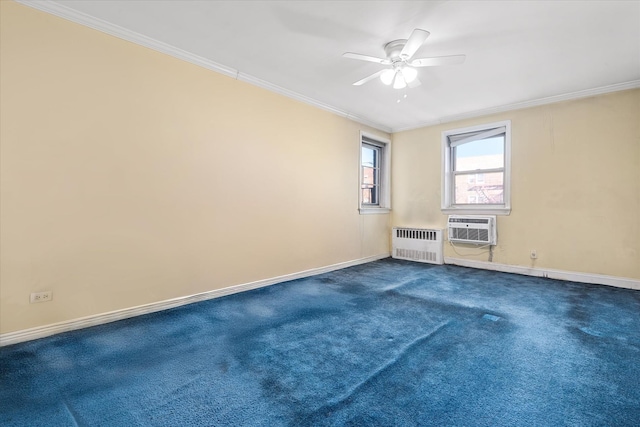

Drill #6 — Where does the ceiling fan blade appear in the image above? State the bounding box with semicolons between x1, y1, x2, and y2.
410;55;466;67
407;77;422;88
343;52;391;65
352;69;387;86
400;29;430;59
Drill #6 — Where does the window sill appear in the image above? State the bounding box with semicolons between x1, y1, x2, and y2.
441;207;511;216
359;207;391;215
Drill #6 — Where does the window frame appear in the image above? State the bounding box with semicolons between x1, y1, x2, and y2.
441;120;511;215
359;132;391;214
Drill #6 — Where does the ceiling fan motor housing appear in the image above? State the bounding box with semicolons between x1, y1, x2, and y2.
384;39;409;60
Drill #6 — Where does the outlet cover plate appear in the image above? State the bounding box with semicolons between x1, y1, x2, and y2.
30;291;53;303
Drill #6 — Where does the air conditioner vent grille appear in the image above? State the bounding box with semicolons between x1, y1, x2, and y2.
448;215;497;245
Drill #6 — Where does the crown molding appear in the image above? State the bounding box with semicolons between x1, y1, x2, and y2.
16;0;239;77
392;80;640;133
14;1;637;136
236;72;391;132
15;0;392;134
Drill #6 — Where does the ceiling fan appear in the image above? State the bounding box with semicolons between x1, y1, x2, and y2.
343;29;465;89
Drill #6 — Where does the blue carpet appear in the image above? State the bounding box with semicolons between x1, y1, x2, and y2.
1;258;639;426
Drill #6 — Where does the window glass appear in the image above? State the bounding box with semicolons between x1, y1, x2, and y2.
453;135;504;205
454;136;504;171
361;145;379;205
454;172;504;204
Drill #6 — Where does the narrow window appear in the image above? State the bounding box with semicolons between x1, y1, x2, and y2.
361;143;380;206
360;133;390;213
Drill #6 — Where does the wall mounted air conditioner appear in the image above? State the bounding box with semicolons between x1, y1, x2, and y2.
448;215;497;245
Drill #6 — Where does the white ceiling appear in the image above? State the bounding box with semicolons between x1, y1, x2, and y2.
24;0;640;132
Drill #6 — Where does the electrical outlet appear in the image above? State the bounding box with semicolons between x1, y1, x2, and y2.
30;291;52;303
530;249;537;259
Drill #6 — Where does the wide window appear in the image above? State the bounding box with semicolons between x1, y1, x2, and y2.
442;120;511;215
360;133;390;214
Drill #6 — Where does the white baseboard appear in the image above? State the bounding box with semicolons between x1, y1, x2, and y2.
0;253;390;347
444;257;640;291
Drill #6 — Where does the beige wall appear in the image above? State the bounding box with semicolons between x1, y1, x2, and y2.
0;2;390;334
392;89;640;280
2;1;637;336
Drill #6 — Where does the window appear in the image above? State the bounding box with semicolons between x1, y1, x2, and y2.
360;132;390;214
442;120;511;215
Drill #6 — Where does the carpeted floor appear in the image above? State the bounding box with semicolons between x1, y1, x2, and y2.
1;258;639;426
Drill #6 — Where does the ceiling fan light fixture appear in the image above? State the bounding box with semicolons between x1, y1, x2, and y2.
344;28;465;90
402;66;418;83
380;69;396;85
393;73;407;89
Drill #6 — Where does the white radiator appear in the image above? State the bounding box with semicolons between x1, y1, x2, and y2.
448;215;497;245
392;227;443;265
